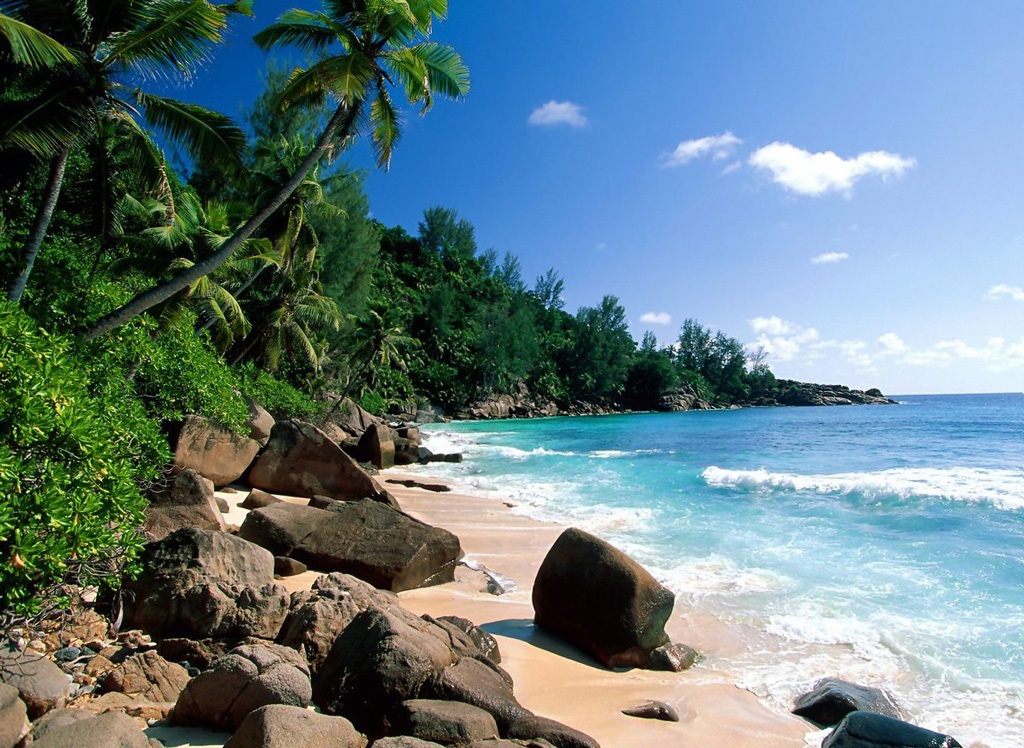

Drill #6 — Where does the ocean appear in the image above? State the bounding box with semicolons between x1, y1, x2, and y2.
415;393;1024;748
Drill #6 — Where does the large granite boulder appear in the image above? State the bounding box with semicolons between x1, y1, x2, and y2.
224;704;366;748
793;678;903;728
29;710;158;748
324;397;380;439
0;648;70;719
276;572;401;673
246;399;275;446
532;528;674;668
173;644;311;731
101;650;191;703
123;527;290;640
239;500;462;592
358;423;396;470
143;469;226;540
170;415;261;487
506;715;601;748
421;657;526;733
822;711;962;748
0;682;28;748
396;699;499;745
247;420;381;500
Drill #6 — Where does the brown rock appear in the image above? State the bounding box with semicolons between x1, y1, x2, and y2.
0;682;28;748
246;399;275;446
156;639;217;670
422;658;525;733
101;650;190;703
77;691;174;722
29;709;156;748
246;420;380;501
0;648;70;719
357;424;395;470
225;704;366;748
621;700;679;722
242;489;282;510
532;528;674;669
143;469;227;541
274;557;308;577
646;642;700;672
506;715;600;748
397;699;499;745
170;415;261;487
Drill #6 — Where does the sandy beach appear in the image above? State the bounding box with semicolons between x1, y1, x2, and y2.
380;470;813;748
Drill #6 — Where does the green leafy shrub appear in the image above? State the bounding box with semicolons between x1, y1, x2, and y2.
236;363;321;420
0;303;168;614
358;390;387;416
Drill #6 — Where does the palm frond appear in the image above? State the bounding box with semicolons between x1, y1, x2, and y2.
133;91;246;171
253;10;338;54
0;12;76;68
369;87;400;169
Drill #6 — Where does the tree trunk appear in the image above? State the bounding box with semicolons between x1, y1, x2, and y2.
8;145;70;303
81;102;360;341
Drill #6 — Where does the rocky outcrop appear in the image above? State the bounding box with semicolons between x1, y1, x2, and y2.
246;420;388;502
767;381;897;407
239;501;462;592
100;651;190;703
28;710;158;748
172;643;312;731
358;423;396;470
143;469;226;540
822;711;962;748
224;704;366;748
658;384;714;412
532;528;676;669
793;678;903;728
169;415;262;487
122;527;290;641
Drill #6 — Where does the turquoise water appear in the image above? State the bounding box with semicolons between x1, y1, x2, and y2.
416;393;1024;747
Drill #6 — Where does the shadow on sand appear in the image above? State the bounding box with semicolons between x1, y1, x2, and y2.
481;618;622;672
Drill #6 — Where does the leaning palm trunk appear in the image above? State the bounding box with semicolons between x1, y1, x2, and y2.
82;103;360;341
7;145;68;303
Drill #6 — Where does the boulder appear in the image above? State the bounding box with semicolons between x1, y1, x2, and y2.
143;469;226;540
101;650;191;703
422;657;525;733
357;423;396;470
122;527;290;640
373;739;444;748
239;501;462;592
0;648;70;719
173;644;312;731
396;699;499;745
28;708;95;742
242;489;282;510
274;557;308;577
793;678;903;728
506;715;600;748
646;642;700;672
247;399;276;446
170;415;262;487
311;607;457;738
393;438;420;466
246;420;384;501
822;711;962;748
0;682;28;748
621;701;679;722
436;616;501;664
532;528;674;669
224;704;365;748
324;397;380;439
29;710;158;748
276;573;399;674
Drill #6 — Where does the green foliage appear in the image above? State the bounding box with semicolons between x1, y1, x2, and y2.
0;302;167;614
623;335;678;410
358;390;387;417
236;362;321;420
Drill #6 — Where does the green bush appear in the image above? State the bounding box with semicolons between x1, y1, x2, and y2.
358;390;387;416
0;303;168;614
236;363;322;421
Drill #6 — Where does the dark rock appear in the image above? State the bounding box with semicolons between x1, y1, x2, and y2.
422;658;526;733
646;642;700;672
169;415;262;487
0;647;70;719
274;557;308;577
122;527;290;640
393;438;421;466
216;496;230;513
242;489;282;510
397;699;499;745
308;494;336;509
436;616;501;664
793;678;903;728
621;700;679;722
420;452;463;465
0;682;28;748
373;739;444;748
224;704;365;748
532;528;674;669
276;573;399;674
101;650;191;703
506;715;600;748
143;469;227;540
246;399;275;446
386;479;451;493
53;647;81;663
822;711;962;748
772;381;897;407
28;708;95;742
29;710;156;748
311;607;456;738
358;424;396;470
238;500;462;592
324;397;381;439
172;644;312;731
156;639;218;671
247;420;382;501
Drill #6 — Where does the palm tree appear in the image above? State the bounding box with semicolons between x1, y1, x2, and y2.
345;300;414;394
81;0;469;340
0;0;249;303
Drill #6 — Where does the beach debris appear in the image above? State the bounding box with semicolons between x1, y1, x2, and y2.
532;527;675;669
646;642;701;672
224;704;365;748
821;711;962;748
168;415;261;488
142;469;227;541
621;700;680;722
239;500;463;593
0;647;70;719
396;698;500;745
172;643;311;731
122;527;290;641
792;678;903;728
386;478;452;493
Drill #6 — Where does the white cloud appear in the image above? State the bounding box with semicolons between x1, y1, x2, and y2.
984;284;1024;302
640;311;672;325
877;332;909;354
750;315;797;336
528;101;588;128
748;142;915;196
748;317;819;361
811;251;850;265
664;132;742;167
721;161;742;176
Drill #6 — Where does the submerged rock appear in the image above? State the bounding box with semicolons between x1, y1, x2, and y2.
793;678;903;728
822;711;962;748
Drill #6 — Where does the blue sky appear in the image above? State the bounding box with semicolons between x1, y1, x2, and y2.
185;1;1024;395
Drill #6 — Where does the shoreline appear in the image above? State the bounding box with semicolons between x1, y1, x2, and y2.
382;469;814;748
